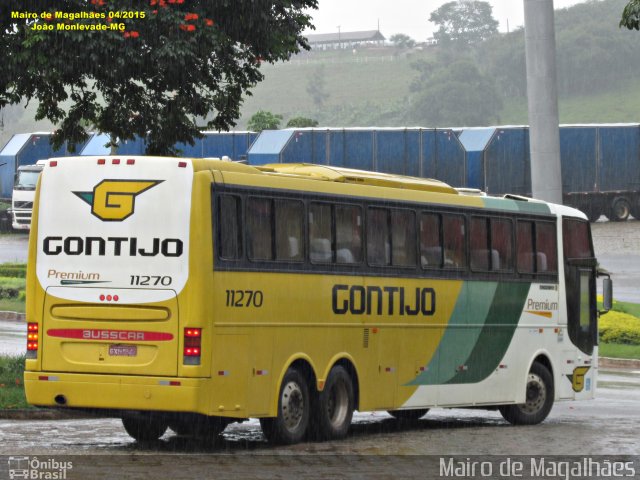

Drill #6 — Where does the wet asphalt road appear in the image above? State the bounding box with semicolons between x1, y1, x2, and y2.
0;370;638;479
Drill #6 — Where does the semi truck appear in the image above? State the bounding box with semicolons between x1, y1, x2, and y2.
10;162;44;230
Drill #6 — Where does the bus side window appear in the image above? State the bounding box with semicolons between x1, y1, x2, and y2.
367;208;390;266
443;214;466;269
491;218;513;271
218;195;242;260
391;210;416;267
470;217;490;271
275;200;304;262
247;197;274;261
336;205;362;264
516;220;535;273
309;203;332;263
536;222;558;273
420;212;442;268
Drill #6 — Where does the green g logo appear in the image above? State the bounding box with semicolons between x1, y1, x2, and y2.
74;179;163;221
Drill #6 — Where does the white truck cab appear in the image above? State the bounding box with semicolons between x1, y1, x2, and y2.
11;162;45;230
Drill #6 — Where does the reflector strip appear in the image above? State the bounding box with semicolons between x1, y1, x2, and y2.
158;380;181;386
39;376;59;381
384;367;395;373
218;370;229;376
255;369;269;376
47;329;173;341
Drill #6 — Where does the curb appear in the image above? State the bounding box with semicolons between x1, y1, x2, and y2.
0;409;98;421
0;311;25;322
599;356;640;369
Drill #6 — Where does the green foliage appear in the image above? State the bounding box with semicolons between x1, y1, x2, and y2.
409;58;502;126
247;110;283;131
620;0;640;29
0;263;27;279
389;34;416;49
0;354;29;409
286;117;319;128
0;0;317;155
599;310;640;345
429;0;499;47
306;64;329;109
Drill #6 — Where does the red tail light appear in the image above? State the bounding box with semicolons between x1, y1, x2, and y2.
183;328;201;365
26;323;39;359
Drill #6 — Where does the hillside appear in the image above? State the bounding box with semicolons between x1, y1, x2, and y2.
2;0;639;145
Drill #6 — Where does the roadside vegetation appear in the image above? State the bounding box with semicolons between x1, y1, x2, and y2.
0;354;29;409
599;299;640;359
0;263;26;313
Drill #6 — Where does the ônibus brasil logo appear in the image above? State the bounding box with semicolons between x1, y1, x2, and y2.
73;179;163;221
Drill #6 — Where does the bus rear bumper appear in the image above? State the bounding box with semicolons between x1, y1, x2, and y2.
24;371;211;416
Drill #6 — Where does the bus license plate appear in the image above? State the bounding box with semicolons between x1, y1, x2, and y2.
109;345;137;357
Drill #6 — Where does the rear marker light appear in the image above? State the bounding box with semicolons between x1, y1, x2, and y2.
183;328;202;365
127;159;135;165
97;159;106;165
26;323;39;358
112;159;120;165
99;294;119;302
178;161;187;168
49;161;58;167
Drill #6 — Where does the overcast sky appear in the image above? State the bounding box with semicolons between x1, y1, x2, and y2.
306;0;589;41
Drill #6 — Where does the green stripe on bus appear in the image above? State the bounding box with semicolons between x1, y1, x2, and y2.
444;282;531;384
406;282;498;386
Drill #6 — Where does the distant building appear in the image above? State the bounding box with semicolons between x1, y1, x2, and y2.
305;30;386;50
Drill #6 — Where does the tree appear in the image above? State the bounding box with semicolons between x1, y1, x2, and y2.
429;0;499;47
409;58;502;126
306;65;329;109
286;117;318;128
248;110;283;131
621;0;640;29
389;33;416;49
0;0;317;154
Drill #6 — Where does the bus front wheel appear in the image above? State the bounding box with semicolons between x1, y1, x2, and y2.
260;367;310;444
499;362;554;425
313;365;354;440
122;415;168;442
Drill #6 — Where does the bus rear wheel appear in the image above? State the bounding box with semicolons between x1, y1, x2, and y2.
313;365;354;440
122;415;168;442
499;362;554;425
387;409;430;421
260;367;310;444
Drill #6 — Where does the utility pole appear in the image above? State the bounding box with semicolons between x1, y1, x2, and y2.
524;0;563;204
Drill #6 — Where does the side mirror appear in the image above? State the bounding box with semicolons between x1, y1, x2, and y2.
601;277;613;313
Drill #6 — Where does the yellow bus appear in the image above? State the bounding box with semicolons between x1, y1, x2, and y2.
24;156;612;444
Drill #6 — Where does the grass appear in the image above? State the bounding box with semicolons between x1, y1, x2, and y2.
0;263;26;313
0;354;30;409
599;343;640;360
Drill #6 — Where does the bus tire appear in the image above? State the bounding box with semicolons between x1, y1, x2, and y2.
260;367;310;444
499;362;554;425
387;409;430;421
122;415;168;442
313;365;354;440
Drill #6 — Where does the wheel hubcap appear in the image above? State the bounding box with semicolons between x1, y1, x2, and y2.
281;381;304;431
519;373;546;414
